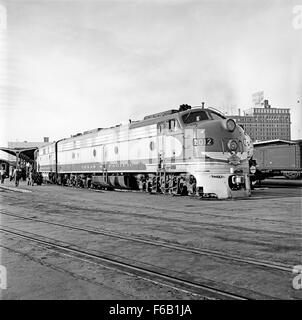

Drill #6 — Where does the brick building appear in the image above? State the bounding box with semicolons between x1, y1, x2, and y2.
230;100;291;142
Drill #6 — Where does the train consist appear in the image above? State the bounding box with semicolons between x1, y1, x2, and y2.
36;104;253;199
253;139;302;180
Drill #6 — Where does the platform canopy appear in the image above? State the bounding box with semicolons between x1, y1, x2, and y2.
0;147;37;164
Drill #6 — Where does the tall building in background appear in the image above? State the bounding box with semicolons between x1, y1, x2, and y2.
230;99;291;142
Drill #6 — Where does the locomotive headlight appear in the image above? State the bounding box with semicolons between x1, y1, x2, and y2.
250;166;256;174
228;139;238;152
226;119;236;132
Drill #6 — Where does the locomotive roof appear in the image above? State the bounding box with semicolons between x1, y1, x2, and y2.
129;107;216;129
58;106;226;143
129;112;182;129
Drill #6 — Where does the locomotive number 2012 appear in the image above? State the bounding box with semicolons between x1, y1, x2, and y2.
193;138;214;146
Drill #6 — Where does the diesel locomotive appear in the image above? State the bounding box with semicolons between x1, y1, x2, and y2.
36;104;253;199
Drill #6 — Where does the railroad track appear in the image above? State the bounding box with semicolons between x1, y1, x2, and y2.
0;226;250;300
2;187;299;227
0;210;292;273
1;198;298;237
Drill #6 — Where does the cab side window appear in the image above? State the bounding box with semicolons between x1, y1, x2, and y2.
168;119;175;131
158;119;180;133
168;119;180;132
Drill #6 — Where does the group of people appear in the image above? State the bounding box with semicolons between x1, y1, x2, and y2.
0;166;21;186
0;165;43;187
13;168;42;187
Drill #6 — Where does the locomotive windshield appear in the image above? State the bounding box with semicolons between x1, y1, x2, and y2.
209;111;226;120
182;111;209;124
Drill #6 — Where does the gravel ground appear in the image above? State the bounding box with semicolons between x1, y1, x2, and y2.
0;180;301;300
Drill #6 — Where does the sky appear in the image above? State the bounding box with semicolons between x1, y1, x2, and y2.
0;0;301;150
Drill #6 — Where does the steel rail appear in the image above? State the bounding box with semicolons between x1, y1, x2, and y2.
0;227;250;300
0;211;293;273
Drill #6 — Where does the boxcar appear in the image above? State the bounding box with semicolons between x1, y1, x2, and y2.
253;140;302;179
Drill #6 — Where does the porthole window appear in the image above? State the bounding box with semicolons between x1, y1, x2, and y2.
150;141;155;151
114;146;118;154
93;149;97;157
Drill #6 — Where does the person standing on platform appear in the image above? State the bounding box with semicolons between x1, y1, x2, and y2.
13;167;20;187
0;166;6;184
29;170;33;186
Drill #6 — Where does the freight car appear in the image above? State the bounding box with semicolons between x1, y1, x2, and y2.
36;104;253;199
253;139;302;179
